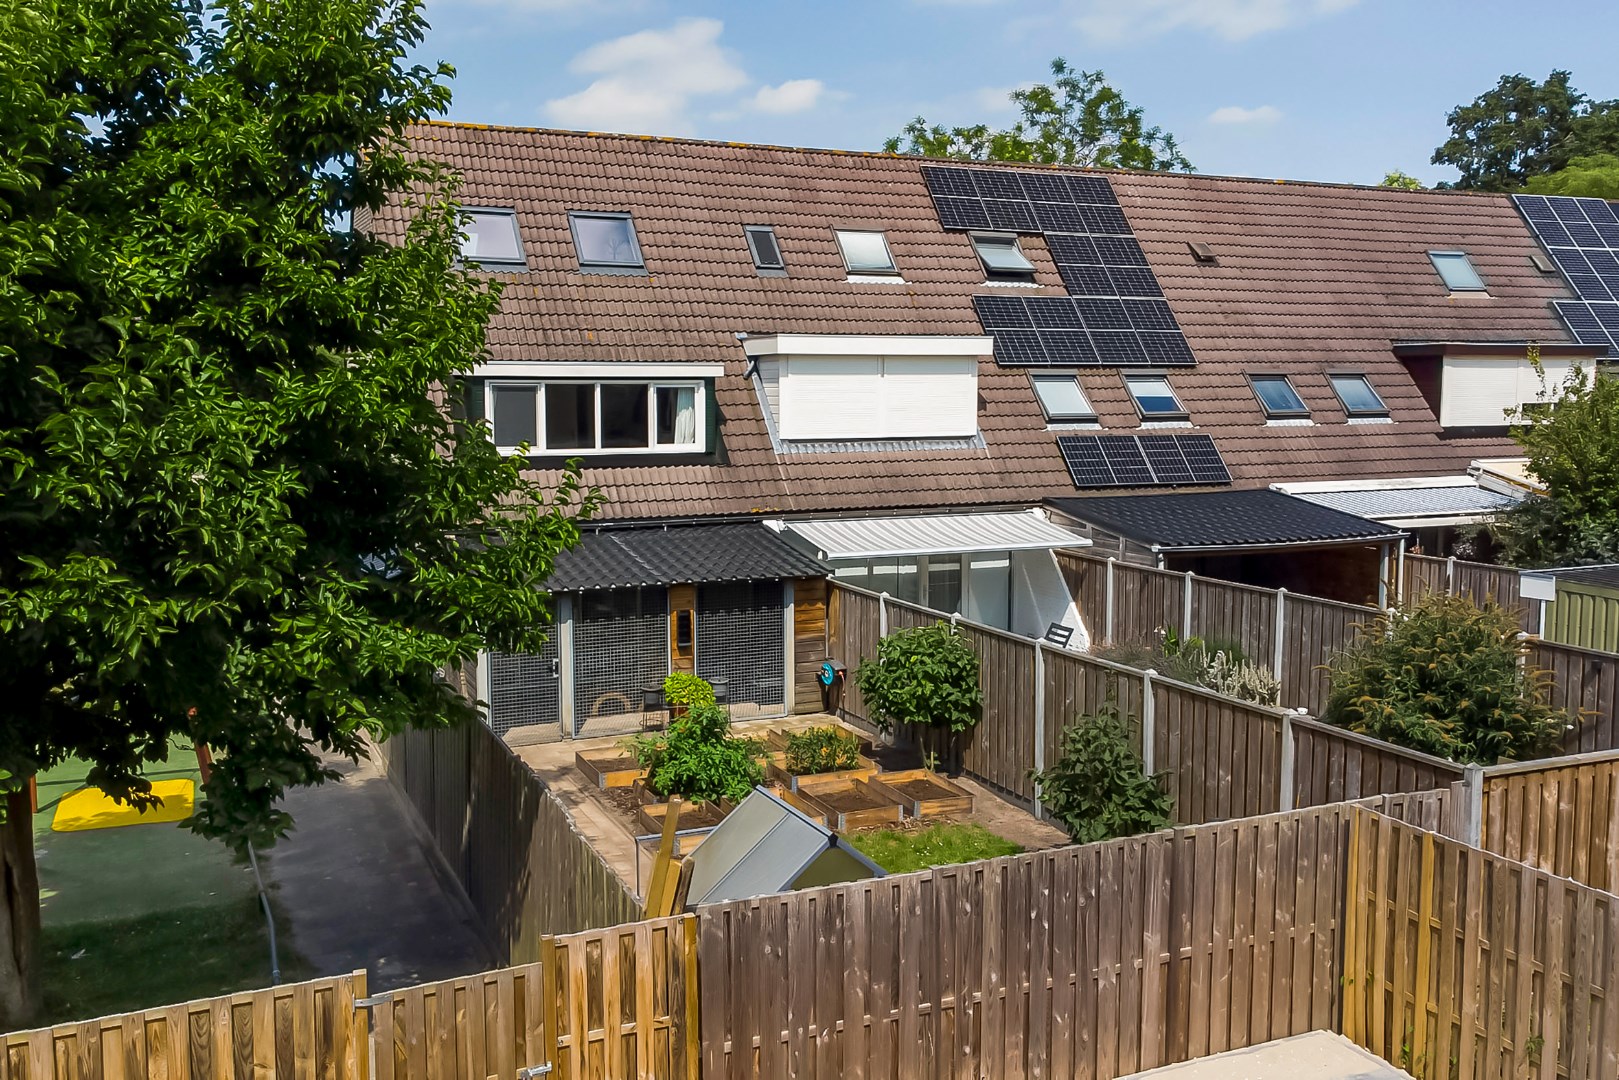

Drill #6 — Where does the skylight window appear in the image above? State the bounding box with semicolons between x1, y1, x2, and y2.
745;225;786;273
1032;375;1096;422
1428;250;1486;292
569;212;645;272
1249;374;1309;418
1328;373;1389;417
1123;374;1186;420
835;230;898;275
458;209;525;267
971;233;1036;279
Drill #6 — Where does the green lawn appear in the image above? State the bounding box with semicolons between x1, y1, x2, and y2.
851;822;1023;874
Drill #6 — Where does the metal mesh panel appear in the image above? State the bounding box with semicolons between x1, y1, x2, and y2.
698;581;786;721
574;588;668;739
489;639;560;740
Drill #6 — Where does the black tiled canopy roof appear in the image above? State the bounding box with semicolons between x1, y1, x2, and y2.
547;523;830;592
1048;489;1407;551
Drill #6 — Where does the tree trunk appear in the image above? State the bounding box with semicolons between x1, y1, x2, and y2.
0;787;41;1031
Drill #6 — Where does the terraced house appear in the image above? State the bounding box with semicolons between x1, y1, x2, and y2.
375;122;1609;742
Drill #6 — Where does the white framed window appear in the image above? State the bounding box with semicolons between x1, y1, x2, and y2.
1031;374;1096;422
485;381;703;455
835;230;899;275
458;208;525;268
971;233;1036;280
1328;373;1389;417
569;211;645;272
1428;250;1486;292
1123;374;1187;420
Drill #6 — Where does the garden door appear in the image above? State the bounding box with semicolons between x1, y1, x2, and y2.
488;637;561;740
573;587;669;738
697;580;786;720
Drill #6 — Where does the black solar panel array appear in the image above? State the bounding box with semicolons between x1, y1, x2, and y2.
1514;193;1619;356
1056;434;1231;488
922;164;1195;368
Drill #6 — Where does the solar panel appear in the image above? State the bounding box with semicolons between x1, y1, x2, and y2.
1553;300;1619;356
1057;264;1116;296
990;329;1050;365
1076;298;1132;329
1090;331;1149;365
1124;298;1180;332
1033;201;1089;232
973;295;1036;329
921;166;976;197
1094;235;1148;266
1056;434;1231;489
985;199;1038;232
1046;234;1100;264
1025;297;1087;328
1038;330;1098;364
1514;193;1619;309
974;295;1194;367
972;170;1026;201
1139;332;1197;365
935;197;993;231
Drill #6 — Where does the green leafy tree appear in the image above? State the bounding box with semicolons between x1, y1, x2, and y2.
1432;71;1619;190
1379;170;1426;190
0;0;594;1027
1031;703;1172;844
1324;595;1567;764
629;706;764;805
884;58;1192;171
1524;153;1619;200
854;622;982;772
1491;361;1619;567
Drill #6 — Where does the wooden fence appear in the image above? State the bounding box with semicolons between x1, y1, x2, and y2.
375;719;640;965
1344;808;1619;1080
1;973;368;1080
1476;750;1619;894
1533;637;1619;753
1403;552;1540;631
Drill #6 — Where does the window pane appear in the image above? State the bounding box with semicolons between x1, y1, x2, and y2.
490;385;537;447
1330;374;1387;414
836;230;896;273
973;234;1035;273
1032;376;1094;420
545;384;596;449
572;214;642;267
1430;251;1485;291
460;211;523;263
927;558;963;614
600;384;649;449
746;227;784;270
655;386;698;445
868;558;920;603
1125;375;1183;416
1251;376;1307;415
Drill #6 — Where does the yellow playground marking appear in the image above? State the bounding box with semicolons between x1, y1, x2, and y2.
52;779;196;832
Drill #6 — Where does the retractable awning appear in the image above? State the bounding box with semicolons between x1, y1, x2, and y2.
780;510;1090;561
1271;476;1520;529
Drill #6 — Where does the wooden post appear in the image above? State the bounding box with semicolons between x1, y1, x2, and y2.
1461;764;1485;847
1032;641;1046;819
1341;809;1364;1043
1278;710;1296;812
1140;669;1156;776
1395;537;1407;604
1105;558;1116;643
1182;570;1194;638
351;968;371;1080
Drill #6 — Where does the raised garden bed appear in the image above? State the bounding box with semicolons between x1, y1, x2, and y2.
863;769;974;821
791;776;904;832
635;798;729;839
767;755;879;792
575;748;645;790
776;787;829;828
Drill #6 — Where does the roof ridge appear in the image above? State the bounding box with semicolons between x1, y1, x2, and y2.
416;119;1498;199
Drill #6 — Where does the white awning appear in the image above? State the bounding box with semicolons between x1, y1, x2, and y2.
1271;476;1520;529
780;511;1091;560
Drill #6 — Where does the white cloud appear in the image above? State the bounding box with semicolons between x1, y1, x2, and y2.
1208;104;1283;125
544;18;748;134
1068;0;1360;43
751;79;826;115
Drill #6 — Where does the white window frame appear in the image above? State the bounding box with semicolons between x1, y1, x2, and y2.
458;208;526;269
1428;250;1487;293
1248;373;1310;419
971;232;1036;279
834;229;899;276
1031;373;1097;422
485;380;706;456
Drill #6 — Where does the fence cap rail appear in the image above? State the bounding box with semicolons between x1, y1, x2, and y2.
1288;714;1470;775
1481;744;1619;777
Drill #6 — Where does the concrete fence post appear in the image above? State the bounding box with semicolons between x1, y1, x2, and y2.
1182;570;1195;639
1461;764;1485;847
1105;558;1117;643
1272;588;1288;684
879;591;889;638
1278;709;1298;812
1447;555;1458;596
1033;641;1046;820
1140;669;1157;776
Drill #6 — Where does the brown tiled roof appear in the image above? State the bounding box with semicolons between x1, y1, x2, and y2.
381;122;1578;522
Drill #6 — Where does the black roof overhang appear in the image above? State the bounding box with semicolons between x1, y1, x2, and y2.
547;522;832;593
1046;489;1409;554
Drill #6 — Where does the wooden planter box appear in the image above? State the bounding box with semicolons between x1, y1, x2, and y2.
863;769;974;821
575;749;645;790
635;798;728;838
776;786;829;828
791;776;904;832
767;755;879;792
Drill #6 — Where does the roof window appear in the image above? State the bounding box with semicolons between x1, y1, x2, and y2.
1328;373;1389;417
1249;374;1309;419
458;209;525;268
1032;375;1097;422
745;226;786;273
1428;250;1486;292
1187;241;1217;263
971;233;1036;280
569;211;645;273
1123;374;1187;420
835;230;899;275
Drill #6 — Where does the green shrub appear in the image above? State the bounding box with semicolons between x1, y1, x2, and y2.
662;672;716;709
783;726;863;775
1094;631;1279;706
1323;593;1567;765
629;704;762;804
853;622;982;734
1032;703;1173;844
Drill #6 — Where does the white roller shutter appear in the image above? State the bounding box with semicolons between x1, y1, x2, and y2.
880;357;979;437
779;356;881;439
777;354;977;439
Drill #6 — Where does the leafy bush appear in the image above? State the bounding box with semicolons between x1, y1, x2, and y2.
783;726;863;775
1323;593;1567;765
662;672;716;709
628;705;762;804
853;622;982;734
1032;703;1173;844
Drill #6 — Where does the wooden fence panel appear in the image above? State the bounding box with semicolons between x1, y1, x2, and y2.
956;622;1039;804
1402;553;1450;602
1152;682;1284;824
1277;596;1370;717
1;974;366;1080
1188;576;1279;673
697;805;1358;1080
1402;553;1539;632
1344;808;1619;1080
1289;717;1467;810
1480;754;1619;893
1042;648;1147;762
1533;638;1619;754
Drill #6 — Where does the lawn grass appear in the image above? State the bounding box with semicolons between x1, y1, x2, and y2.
38;895;308;1025
851;822;1023;874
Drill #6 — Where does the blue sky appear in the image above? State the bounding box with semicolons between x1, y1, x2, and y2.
421;0;1619;186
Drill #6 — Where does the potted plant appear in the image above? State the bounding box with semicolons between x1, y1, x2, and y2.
662;672;716;719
